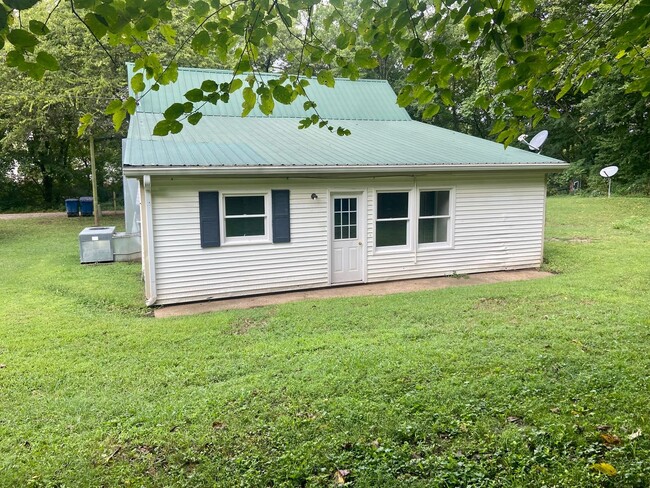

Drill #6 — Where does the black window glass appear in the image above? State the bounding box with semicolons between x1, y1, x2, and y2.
376;221;407;247
226;217;265;237
418;218;448;244
226;196;265;216
420;191;450;217
377;192;408;219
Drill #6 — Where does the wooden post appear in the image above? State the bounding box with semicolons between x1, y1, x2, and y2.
90;135;99;226
113;191;117;214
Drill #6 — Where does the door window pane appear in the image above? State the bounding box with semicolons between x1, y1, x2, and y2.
333;197;358;241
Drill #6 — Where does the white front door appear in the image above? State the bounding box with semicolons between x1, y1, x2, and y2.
331;194;364;284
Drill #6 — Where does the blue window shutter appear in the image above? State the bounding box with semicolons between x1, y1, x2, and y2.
272;190;290;243
199;191;220;247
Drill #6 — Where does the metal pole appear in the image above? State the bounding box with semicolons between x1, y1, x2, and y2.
608;177;611;198
90;135;99;226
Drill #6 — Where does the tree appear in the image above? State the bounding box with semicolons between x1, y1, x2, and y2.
1;0;648;144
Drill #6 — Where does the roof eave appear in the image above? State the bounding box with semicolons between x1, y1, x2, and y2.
123;162;568;177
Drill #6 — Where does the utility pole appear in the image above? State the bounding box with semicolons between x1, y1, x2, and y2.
89;135;99;226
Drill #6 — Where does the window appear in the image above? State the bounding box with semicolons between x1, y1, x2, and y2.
376;192;409;247
418;190;450;245
334;197;357;240
224;194;268;241
199;190;291;248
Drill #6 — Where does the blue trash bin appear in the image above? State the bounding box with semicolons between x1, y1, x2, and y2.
65;198;79;217
79;196;94;217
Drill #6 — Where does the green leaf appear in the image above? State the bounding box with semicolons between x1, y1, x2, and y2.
549;108;560;119
259;93;275;115
191;30;211;54
131;73;146;93
229;78;243;93
29;20;50;35
187;112;203;125
511;34;524;49
556;79;572;100
5;50;25;67
579;77;594;94
184;88;204;102
272;84;292;104
3;0;38;10
520;0;536;13
396;86;413;107
0;7;7;30
159;24;177;44
316;70;335;88
201;79;218;92
164;103;185;120
124;97;137;115
354;48;379;69
7;29;39;48
422;103;441;119
599;63;612;76
153;119;171;136
242;86;256;117
84;13;108;39
439;89;453;106
193;0;210;17
104;99;123;115
77;113;93;137
112;109;127;131
169;120;183;134
464;17;481;41
35;51;59;71
336;33;348;50
545;19;565;33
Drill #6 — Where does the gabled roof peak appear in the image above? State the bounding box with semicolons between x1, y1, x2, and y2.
126;63;411;121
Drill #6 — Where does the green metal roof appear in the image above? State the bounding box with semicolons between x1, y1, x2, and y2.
124;65;566;173
124;113;565;170
127;63;411;121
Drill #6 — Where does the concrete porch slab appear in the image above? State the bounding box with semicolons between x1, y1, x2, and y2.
154;269;553;318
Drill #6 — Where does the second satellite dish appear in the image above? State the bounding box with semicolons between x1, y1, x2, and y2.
599;166;619;178
518;130;548;152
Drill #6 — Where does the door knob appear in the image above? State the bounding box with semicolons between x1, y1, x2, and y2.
358;241;363;246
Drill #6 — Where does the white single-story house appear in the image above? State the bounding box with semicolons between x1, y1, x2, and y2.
122;64;567;306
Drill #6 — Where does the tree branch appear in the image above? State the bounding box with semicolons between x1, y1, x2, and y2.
70;0;118;67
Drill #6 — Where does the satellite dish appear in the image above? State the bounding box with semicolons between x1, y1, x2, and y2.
518;130;548;153
599;166;618;178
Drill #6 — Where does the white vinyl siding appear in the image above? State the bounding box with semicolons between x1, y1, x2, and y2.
148;172;547;305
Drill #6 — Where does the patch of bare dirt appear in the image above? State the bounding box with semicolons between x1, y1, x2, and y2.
546;237;593;244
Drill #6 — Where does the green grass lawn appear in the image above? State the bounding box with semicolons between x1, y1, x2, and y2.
1;197;649;487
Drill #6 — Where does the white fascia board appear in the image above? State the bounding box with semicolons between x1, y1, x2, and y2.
123;162;568;177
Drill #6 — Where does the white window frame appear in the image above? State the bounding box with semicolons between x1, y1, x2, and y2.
374;189;413;252
417;187;454;250
220;192;272;245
